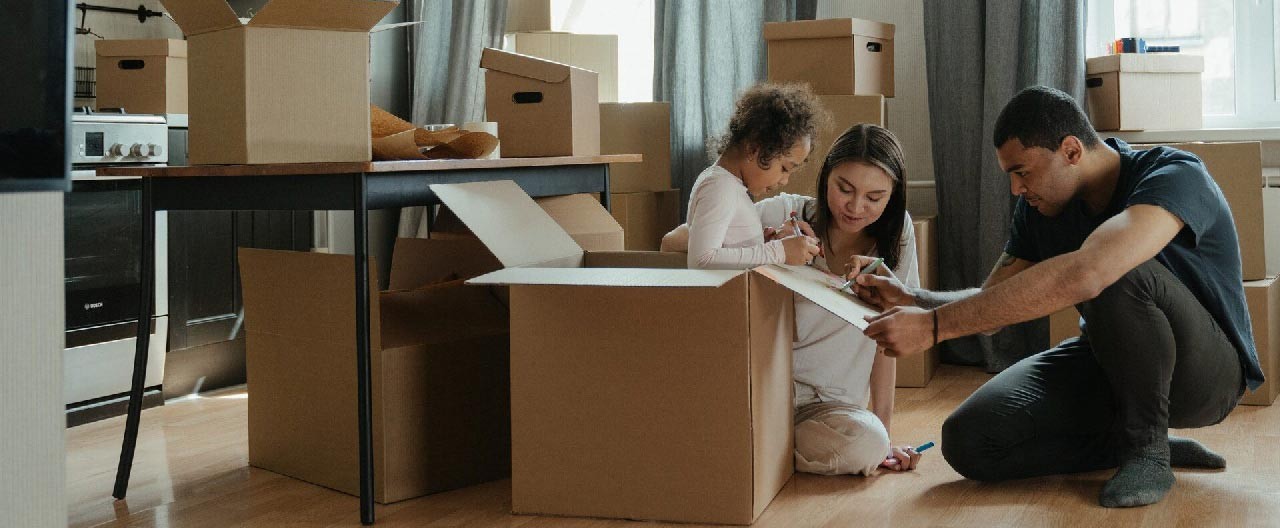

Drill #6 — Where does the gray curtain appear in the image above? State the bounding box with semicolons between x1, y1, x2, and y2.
653;0;814;220
923;0;1085;371
399;0;508;238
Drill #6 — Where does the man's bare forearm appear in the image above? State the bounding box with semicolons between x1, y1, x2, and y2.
911;287;980;309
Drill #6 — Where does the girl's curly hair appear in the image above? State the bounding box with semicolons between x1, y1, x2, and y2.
708;83;826;170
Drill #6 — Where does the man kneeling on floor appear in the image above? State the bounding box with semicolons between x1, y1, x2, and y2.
851;85;1264;507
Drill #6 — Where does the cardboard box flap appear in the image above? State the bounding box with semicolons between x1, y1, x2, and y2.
247;0;398;32
430;180;583;269
480;47;577;84
388;237;502;289
467;267;741;288
95;39;187;58
159;0;242;36
763;18;895;41
534;194;623;241
753;265;879;330
1086;53;1205;74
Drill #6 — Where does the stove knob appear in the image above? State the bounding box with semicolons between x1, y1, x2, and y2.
129;143;145;157
147;144;164;157
108;143;125;157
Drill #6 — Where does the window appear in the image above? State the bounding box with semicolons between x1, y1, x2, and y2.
540;0;656;103
1087;0;1280;127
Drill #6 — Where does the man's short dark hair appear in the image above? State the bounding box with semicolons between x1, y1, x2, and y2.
992;85;1101;151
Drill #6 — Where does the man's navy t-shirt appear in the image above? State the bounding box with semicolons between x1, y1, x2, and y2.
1004;138;1263;390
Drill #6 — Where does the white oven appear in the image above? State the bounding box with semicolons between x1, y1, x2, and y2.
64;112;169;413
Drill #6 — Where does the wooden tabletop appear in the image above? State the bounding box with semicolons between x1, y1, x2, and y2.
96;154;643;177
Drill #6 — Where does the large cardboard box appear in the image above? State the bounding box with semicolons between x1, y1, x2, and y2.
160;0;397;165
433;180;887;524
1086;54;1204;131
600;102;672;192
95;39;188;115
897;215;939;387
507;32;618;103
505;0;554;32
481;48;600;157
236;239;511;503
764;18;895;97
767;95;884;199
1242;277;1280;406
610;189;680;251
1136;142;1266;280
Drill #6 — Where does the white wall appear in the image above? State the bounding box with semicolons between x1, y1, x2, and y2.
0;193;67;527
817;0;936;217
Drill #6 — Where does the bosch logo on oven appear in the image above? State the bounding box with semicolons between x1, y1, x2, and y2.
84;302;104;310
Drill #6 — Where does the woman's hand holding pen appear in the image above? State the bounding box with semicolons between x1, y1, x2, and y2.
782;235;821;266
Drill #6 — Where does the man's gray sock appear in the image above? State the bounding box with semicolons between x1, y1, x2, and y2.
1099;441;1174;508
1169;436;1226;469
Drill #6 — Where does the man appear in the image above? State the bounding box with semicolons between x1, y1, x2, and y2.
852;86;1263;507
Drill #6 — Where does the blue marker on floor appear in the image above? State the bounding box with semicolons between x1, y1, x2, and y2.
915;441;936;453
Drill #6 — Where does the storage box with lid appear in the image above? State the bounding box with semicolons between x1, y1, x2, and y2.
764;18;895;97
1086;54;1204;131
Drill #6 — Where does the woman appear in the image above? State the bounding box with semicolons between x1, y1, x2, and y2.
662;124;924;475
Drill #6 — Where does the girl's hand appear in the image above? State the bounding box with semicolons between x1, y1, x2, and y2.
782;235;821;266
880;444;923;471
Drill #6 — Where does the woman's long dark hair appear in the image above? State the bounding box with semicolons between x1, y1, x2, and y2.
805;124;908;270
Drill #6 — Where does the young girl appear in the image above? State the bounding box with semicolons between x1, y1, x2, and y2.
665;124;924;475
685;83;823;270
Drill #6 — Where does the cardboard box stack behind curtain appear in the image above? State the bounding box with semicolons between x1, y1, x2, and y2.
764;18;895;97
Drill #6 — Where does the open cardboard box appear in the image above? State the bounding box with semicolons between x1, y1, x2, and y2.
160;0;401;164
237;238;511;504
431;180;883;524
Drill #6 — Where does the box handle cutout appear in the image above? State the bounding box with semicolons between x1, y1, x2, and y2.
865;42;882;53
118;59;146;70
1086;77;1103;88
513;92;544;104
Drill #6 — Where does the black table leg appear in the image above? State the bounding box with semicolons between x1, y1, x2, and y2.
113;177;154;500
600;163;611;211
353;173;376;525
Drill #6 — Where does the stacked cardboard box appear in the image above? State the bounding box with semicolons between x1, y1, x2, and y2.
764;18;923;387
600;102;679;250
1086;54;1204;131
503;0;618;103
762;18;894;199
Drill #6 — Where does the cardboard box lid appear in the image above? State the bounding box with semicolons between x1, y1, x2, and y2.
763;18;895;41
469;266;741;288
480;47;590;84
1086;53;1204;74
161;0;397;36
430;180;585;269
95;39;187;58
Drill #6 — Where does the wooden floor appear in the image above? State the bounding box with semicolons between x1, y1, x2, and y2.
68;365;1280;528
